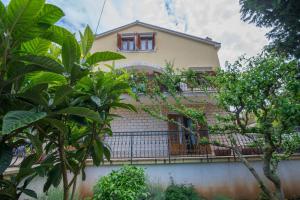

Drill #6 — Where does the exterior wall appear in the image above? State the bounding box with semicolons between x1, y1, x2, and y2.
111;103;224;133
78;160;300;199
111;108;168;132
91;25;220;71
23;160;300;200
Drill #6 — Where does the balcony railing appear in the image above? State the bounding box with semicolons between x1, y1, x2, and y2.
10;131;299;168
104;131;264;161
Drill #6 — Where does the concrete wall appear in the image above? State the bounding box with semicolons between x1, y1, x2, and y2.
21;159;300;199
91;24;220;70
78;160;300;200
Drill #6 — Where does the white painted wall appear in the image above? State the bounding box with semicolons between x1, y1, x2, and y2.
22;160;300;200
80;160;300;199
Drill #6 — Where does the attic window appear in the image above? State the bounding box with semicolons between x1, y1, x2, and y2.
117;33;155;51
122;37;135;51
140;35;153;50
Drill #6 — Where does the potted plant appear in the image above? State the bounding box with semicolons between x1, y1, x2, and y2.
214;148;232;156
241;144;262;155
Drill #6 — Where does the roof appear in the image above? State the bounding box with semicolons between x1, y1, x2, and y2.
95;21;221;49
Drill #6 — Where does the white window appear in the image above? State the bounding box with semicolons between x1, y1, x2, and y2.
122;37;135;51
140;36;153;50
141;40;147;50
147;39;153;50
129;40;134;50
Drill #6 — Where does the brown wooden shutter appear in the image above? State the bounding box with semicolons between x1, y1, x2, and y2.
152;32;155;50
117;33;122;50
136;34;141;50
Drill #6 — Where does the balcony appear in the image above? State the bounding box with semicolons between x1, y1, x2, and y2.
103;131;265;163
11;131;299;168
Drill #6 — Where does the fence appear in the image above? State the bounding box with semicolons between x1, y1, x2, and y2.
104;131;263;161
9;131;267;167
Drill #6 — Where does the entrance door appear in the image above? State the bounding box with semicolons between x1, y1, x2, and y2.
168;114;212;155
168;114;187;155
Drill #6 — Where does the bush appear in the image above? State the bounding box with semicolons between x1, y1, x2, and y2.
165;183;203;200
93;165;149;200
147;184;165;200
213;195;232;200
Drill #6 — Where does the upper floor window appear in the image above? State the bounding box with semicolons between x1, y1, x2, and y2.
117;33;155;51
140;36;153;50
122;37;135;51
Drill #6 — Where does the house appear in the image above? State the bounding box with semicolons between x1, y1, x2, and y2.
91;21;228;160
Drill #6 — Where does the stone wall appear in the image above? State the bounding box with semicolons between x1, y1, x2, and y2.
111;103;224;132
111;108;168;132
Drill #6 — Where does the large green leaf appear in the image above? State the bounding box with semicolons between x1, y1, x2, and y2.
2;111;46;134
7;0;45;32
0;1;4;16
42;118;68;134
0;1;5;26
91;139;104;166
75;76;93;92
38;4;64;24
24;71;67;89
20;55;64;73
43;163;62;192
26;133;43;156
0;143;13;174
86;51;125;66
111;102;137;112
56;107;101;122
20;38;51;55
52;85;73;106
62;35;81;73
80;25;94;57
17;153;38;182
22;189;37;199
18;84;48;107
42;25;73;45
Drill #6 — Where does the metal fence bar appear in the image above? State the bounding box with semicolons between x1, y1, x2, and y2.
9;131;277;168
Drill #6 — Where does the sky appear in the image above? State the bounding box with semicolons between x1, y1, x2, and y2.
4;0;270;67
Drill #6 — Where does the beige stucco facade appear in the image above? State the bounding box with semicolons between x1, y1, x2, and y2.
92;22;222;132
91;22;220;71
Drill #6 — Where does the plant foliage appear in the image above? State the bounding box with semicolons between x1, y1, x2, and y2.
93;165;149;200
165;183;202;200
0;1;134;199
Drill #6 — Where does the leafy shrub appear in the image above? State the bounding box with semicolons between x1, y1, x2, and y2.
147;184;165;200
213;195;232;200
93;165;149;200
165;183;203;200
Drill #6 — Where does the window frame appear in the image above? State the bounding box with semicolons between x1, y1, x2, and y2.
121;36;135;51
140;36;153;51
118;32;156;52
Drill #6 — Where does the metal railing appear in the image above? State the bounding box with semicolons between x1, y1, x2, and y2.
10;131;299;168
104;131;264;161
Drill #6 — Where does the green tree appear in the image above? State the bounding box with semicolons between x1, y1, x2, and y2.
211;54;300;200
0;1;135;199
239;0;300;59
131;54;300;200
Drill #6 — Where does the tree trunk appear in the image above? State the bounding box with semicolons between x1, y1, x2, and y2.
233;147;275;199
263;147;284;199
70;176;77;200
58;133;69;200
263;132;285;200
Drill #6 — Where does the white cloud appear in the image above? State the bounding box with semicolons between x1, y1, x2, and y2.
46;0;270;67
